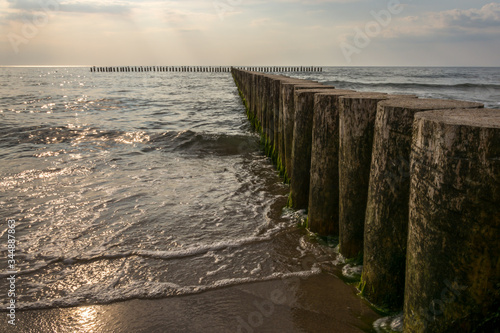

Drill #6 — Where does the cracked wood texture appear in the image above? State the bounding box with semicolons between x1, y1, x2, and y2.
404;108;500;333
362;98;483;311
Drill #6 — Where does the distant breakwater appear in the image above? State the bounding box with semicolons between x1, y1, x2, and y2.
90;66;322;73
231;68;500;332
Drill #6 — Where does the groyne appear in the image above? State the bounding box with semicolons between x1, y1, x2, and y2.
90;66;322;73
231;67;499;332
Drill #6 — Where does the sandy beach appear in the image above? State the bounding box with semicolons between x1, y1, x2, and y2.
8;272;380;333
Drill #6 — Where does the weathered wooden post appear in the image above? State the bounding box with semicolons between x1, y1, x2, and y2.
249;72;258;128
404;108;500;332
281;83;331;182
306;90;360;235
361;98;483;311
289;88;336;210
264;75;277;155
273;77;308;174
338;93;416;258
258;74;274;138
256;73;267;135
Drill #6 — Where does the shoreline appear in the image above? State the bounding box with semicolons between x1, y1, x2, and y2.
7;272;380;333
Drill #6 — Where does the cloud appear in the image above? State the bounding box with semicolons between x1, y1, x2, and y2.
431;2;500;29
367;3;500;41
162;8;220;30
6;0;131;15
59;3;130;15
273;0;362;3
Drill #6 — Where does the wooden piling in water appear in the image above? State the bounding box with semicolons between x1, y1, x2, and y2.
337;93;417;258
308;91;414;237
272;77;306;171
404;108;500;332
306;90;361;235
264;74;310;160
281;83;330;182
230;68;498;329
90;66;322;73
231;69;322;170
289;88;337;210
361;98;484;311
263;75;275;153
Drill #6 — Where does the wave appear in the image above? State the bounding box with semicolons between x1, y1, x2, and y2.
1;267;321;311
0;223;321;311
149;130;258;155
0;125;258;157
0;223;287;279
324;80;500;91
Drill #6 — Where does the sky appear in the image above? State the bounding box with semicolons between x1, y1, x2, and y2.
0;0;499;66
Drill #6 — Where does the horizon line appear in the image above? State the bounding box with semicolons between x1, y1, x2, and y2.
2;65;500;68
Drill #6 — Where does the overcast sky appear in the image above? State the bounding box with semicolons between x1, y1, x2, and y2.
1;0;499;66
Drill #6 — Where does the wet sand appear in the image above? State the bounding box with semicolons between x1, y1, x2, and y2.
7;272;380;332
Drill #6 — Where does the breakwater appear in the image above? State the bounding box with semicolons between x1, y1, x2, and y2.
231;68;500;332
90;66;322;73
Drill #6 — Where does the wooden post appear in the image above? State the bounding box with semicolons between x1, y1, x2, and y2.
281;84;331;182
361;98;483;311
306;90;360;235
289;88;336;210
338;93;416;258
273;77;307;174
405;108;500;332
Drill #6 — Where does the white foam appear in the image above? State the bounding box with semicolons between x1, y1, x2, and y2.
206;264;229;276
342;264;363;279
250;263;262;275
14;233;279;274
373;313;404;333
1;267;322;311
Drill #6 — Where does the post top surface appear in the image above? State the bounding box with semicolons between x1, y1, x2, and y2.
313;90;360;97
378;98;483;110
278;79;316;84
416;109;500;128
339;93;418;101
281;82;324;87
294;88;337;95
386;94;418;99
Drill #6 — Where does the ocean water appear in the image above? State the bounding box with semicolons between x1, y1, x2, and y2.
0;67;499;326
300;67;500;108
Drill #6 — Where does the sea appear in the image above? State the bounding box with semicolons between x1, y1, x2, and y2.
0;66;499;331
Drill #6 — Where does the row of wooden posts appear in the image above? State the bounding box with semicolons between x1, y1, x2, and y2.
90;66;322;73
231;68;499;332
